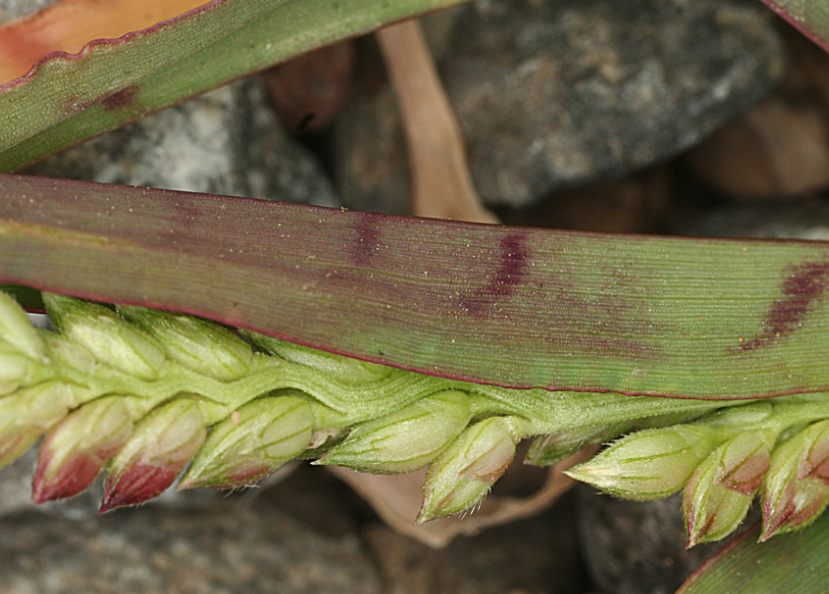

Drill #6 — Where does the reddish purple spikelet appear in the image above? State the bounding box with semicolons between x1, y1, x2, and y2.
101;462;181;513
682;430;772;547
31;396;133;503
800;422;829;483
761;422;829;540
33;451;105;503
100;398;206;512
201;463;273;490
717;449;770;495
761;479;829;541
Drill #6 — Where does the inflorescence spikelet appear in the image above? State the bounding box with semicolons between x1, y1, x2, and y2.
4;289;829;542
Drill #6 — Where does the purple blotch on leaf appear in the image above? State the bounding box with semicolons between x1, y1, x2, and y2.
458;233;529;315
349;211;382;266
741;259;829;352
102;85;139;112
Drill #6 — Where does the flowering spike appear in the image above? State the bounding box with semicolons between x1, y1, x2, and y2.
715;430;774;495
799;419;829;482
0;428;40;469
417;416;522;523
43;293;165;381
117;305;252;381
0;291;45;361
318;390;472;474
179;396;314;490
243;331;395;385
101;398;206;512
762;422;829;540
40;330;98;375
33;397;133;503
0;339;39;396
685;475;754;548
683;430;774;546
565;425;721;500
525;420;635;467
0;380;86;468
761;479;829;541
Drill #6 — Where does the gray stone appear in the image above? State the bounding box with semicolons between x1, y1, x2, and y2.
577;488;756;594
24;77;339;208
0;488;381;594
0;0;54;22
337;0;784;212
363;489;586;594
684;200;829;241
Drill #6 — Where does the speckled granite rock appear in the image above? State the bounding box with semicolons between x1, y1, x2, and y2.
0;0;53;22
0;493;381;594
684;200;829;241
577;489;746;594
23;77;339;207
337;0;784;213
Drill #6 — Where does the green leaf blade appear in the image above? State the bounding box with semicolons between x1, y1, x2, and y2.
0;0;470;170
4;174;829;399
760;1;829;55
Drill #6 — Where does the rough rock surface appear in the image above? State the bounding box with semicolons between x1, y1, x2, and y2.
0;487;381;594
0;465;590;593
337;0;784;212
685;200;829;241
577;489;740;594
24;77;338;207
0;0;53;21
685;28;829;201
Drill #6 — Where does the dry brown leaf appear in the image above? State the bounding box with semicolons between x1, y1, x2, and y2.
377;19;497;223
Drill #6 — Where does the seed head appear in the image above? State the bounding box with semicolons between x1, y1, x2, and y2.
33;397;133;503
762;421;829;540
565;424;721;500
117;306;252;381
683;430;774;546
101;398;206;512
318;390;472;474
179;396;314;489
44;293;165;381
418;416;520;522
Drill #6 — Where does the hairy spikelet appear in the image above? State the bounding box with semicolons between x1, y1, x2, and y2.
567;398;829;543
5;289;829;539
